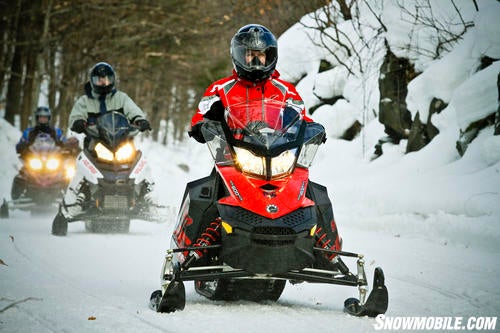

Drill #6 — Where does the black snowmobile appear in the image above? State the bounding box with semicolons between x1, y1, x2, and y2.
51;111;160;236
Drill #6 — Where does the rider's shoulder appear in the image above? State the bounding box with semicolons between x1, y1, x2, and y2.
22;127;35;135
207;75;237;90
110;90;131;101
75;94;91;104
269;70;294;87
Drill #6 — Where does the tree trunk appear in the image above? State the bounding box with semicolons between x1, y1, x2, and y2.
0;5;15;101
47;46;57;114
495;72;500;136
3;0;23;125
5;41;24;126
21;48;37;128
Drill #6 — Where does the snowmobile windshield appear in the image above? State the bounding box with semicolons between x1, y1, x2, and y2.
224;99;304;152
30;133;57;154
201;99;311;180
95;111;131;149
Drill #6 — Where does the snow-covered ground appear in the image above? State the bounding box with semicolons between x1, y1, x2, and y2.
0;134;499;333
1;1;500;332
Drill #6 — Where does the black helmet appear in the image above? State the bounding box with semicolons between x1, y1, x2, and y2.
89;62;115;95
230;24;278;82
34;106;51;126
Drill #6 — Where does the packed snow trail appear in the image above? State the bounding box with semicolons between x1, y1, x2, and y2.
0;209;498;333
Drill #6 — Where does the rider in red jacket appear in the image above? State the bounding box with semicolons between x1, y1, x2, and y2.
189;24;311;143
188;24;342;267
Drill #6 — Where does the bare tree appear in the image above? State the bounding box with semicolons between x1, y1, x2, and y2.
395;0;474;60
299;0;386;156
297;0;476;156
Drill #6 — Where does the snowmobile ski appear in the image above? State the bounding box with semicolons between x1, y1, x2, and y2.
344;267;388;317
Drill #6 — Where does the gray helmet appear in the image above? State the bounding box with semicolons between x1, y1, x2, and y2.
89;62;115;95
34;106;51;125
230;24;278;82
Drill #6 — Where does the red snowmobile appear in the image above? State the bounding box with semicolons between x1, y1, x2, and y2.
150;99;388;316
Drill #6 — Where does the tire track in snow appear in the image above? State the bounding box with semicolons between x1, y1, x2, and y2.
392;275;485;310
2;219;173;333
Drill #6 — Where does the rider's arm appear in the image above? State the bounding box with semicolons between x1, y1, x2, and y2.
283;82;313;122
69;95;90;129
16;129;31;154
55;128;67;144
191;94;222;128
116;92;151;131
189;83;225;143
191;76;235;128
118;91;146;123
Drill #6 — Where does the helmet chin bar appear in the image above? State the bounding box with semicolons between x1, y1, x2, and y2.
238;68;268;82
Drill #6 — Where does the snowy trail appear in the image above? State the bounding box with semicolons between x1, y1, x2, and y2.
1;209;498;333
3;1;500;331
1;140;499;332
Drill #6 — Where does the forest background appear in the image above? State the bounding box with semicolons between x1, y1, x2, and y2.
0;0;325;143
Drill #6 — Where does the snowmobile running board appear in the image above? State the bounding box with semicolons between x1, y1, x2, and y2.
1;198;60;218
60;205;168;223
153;245;388;317
0;199;9;218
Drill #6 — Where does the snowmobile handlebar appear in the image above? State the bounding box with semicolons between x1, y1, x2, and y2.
84;123;140;138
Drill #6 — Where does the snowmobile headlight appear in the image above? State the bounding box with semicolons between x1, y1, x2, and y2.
65;164;76;180
46;158;60;170
270;149;297;177
115;142;136;162
234;147;265;176
28;158;43;170
234;147;297;178
95;143;114;162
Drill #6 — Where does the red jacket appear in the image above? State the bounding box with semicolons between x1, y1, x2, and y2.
191;70;311;127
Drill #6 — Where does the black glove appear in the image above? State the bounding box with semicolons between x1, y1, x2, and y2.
188;122;206;143
71;119;87;134
135;119;152;132
203;100;224;121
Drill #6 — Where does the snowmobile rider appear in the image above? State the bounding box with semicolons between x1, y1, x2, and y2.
16;106;67;155
60;61;152;218
188;24;342;266
188;23;312;142
69;61;151;136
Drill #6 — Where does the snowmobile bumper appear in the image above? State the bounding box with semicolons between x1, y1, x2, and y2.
218;205;317;274
222;228;315;274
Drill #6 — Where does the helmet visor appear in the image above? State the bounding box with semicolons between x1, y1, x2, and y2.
232;40;277;70
35;106;51;124
91;74;115;87
35;106;51;117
